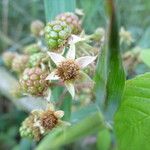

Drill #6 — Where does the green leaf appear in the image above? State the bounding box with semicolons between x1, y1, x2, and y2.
44;0;76;22
36;112;105;150
77;0;106;33
94;44;107;108
60;94;72;121
140;49;150;67
97;129;111;150
71;104;99;123
94;0;125;116
114;73;150;150
51;86;64;102
106;0;125;104
51;86;72;121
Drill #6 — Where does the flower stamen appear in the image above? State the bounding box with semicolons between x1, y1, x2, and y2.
40;110;58;131
56;59;80;81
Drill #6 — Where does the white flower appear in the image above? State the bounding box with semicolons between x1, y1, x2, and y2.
46;41;96;99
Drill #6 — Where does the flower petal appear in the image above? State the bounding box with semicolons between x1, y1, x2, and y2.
66;44;76;60
65;82;75;99
69;35;85;45
76;56;97;69
47;52;65;66
54;110;64;118
46;71;60;81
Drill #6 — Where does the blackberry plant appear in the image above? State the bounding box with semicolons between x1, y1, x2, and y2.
1;1;150;150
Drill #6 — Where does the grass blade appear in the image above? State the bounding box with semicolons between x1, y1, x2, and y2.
94;0;125;118
44;0;76;22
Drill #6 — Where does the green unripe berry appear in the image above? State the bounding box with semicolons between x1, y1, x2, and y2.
45;20;71;51
28;52;48;68
23;44;41;55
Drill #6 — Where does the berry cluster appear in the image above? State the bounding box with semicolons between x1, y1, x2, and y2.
2;11;101;142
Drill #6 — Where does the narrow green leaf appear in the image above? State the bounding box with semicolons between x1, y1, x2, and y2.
44;0;76;22
77;0;106;33
64;0;76;12
114;73;150;150
97;129;111;150
94;0;125;116
106;0;125;104
51;86;64;102
94;44;107;109
60;94;72;121
36;112;105;150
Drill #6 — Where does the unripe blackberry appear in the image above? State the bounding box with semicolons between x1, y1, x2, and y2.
56;12;81;34
12;55;29;73
45;20;71;51
19;113;42;141
23;44;41;55
30;20;44;37
20;67;49;96
28;52;49;68
19;125;34;139
2;51;17;68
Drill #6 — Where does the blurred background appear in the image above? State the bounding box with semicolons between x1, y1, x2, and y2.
0;0;150;149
